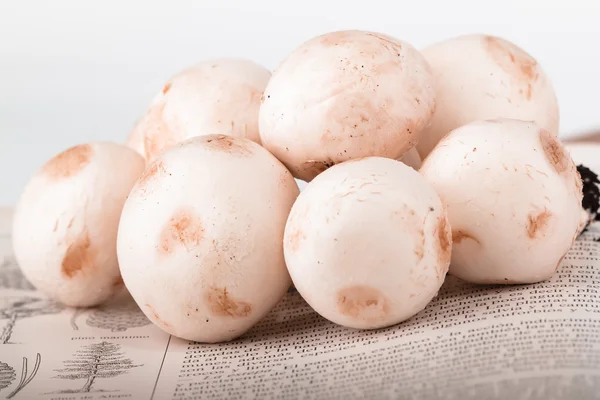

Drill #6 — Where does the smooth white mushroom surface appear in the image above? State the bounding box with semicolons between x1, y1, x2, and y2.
117;134;299;343
420;118;582;284
128;58;271;163
416;34;559;158
284;157;451;330
259;30;436;182
11;142;146;307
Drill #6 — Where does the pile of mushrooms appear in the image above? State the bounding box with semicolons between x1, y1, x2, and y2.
12;30;600;343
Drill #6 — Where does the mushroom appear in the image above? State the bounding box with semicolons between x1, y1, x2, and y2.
398;147;422;170
116;134;299;343
11;142;146;307
283;156;451;330
419;118;582;284
416;34;559;158
129;58;271;163
259;30;436;182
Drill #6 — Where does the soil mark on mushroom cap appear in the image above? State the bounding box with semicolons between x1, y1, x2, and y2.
139;102;179;163
527;209;552;239
61;228;94;278
337;285;389;321
202;135;253;156
436;216;452;269
206;287;252;317
137;161;168;190
145;304;171;327
539;129;570;174
484;36;539;99
159;208;205;255
43;144;93;180
452;230;481;245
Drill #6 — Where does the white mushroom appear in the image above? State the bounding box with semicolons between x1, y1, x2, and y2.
129;58;271;163
416;34;559;158
117;134;299;343
283;156;451;330
420;118;582;284
11;142;146;307
259;30;436;182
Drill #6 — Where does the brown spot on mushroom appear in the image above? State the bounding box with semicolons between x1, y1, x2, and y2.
53;220;58;232
61;229;94;278
436;216;452;274
286;227;307;252
527;209;552;239
145;304;171;327
162;82;171;95
43;144;93;180
159;208;205;255
206;287;252;318
539;129;569;174
202;135;253;156
484;36;539;100
414;229;425;262
137;161;168;189
452;230;481;244
139;102;179;163
337;285;389;321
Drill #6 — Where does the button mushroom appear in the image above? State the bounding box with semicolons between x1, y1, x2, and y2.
283;156;451;329
416;34;559;158
128;58;271;163
116;134;299;343
11;142;146;307
259;30;436;182
420;118;582;284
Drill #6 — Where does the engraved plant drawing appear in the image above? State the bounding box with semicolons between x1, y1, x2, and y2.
0;296;64;344
0;362;15;392
71;301;151;332
5;353;41;399
52;342;142;393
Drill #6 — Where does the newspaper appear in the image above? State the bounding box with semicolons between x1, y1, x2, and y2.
1;206;600;400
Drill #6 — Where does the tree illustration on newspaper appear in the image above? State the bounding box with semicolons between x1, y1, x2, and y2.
0;256;35;291
52;342;142;393
0;362;16;392
71;301;151;332
0;296;64;344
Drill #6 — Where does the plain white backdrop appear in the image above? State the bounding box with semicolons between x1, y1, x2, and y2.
1;0;600;205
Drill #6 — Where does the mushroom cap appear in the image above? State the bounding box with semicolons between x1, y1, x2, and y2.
259;30;436;182
129;58;271;163
11;142;146;307
284;156;451;330
116;134;299;343
420;118;582;284
416;34;559;158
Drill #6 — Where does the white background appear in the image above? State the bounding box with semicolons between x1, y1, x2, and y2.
1;0;600;206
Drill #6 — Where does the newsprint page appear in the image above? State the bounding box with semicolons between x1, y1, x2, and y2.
1;208;600;400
